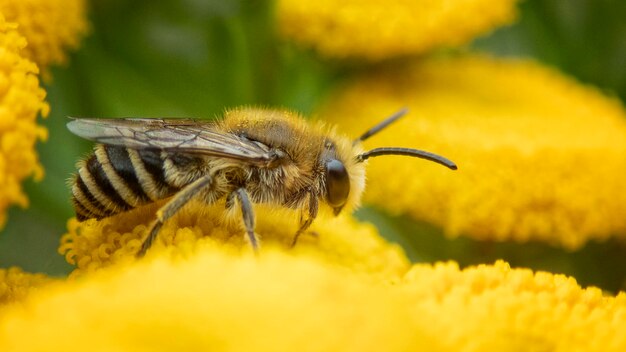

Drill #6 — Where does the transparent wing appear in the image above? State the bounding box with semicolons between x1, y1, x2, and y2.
67;117;278;166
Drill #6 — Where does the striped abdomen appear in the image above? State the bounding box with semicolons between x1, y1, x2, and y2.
71;145;179;221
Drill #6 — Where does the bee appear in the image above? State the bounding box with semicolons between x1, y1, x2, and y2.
67;107;457;257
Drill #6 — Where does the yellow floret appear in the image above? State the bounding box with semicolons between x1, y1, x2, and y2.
59;201;410;279
319;54;626;250
0;15;49;229
0;0;88;70
0;267;54;305
0;251;625;350
277;0;519;60
401;261;626;351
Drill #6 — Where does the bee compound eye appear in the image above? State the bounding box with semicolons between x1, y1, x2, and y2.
325;159;350;208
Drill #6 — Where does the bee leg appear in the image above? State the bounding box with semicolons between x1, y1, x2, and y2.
137;175;213;257
290;192;318;248
232;188;259;252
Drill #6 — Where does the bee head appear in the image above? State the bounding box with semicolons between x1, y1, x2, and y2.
340;108;456;213
321;108;456;216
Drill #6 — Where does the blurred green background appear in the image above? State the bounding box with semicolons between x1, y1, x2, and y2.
1;0;625;291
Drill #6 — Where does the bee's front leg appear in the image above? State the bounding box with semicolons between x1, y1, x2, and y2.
290;191;318;248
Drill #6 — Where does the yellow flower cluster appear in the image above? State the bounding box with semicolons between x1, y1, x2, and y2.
59;201;410;279
277;0;519;60
0;0;88;70
1;249;625;350
0;15;49;229
401;261;626;350
0;267;54;305
319;54;626;250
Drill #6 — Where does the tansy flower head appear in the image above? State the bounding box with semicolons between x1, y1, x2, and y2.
0;0;88;70
400;261;626;351
1;253;625;350
277;0;519;61
0;14;49;229
59;201;410;279
319;54;626;250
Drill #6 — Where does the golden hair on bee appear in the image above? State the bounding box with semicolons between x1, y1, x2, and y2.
67;107;456;257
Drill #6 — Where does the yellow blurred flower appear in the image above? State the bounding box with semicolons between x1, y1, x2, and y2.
1;250;624;351
319;54;626;250
0;14;49;229
0;0;88;70
59;201;410;279
277;0;519;60
0;267;54;305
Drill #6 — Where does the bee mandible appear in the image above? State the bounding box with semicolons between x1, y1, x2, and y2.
67;107;457;257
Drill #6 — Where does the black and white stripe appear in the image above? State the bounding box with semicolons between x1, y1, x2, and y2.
71;145;178;221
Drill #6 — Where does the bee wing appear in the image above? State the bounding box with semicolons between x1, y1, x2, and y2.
67;117;277;166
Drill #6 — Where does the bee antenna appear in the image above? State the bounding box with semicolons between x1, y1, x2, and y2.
356;147;458;170
353;107;409;145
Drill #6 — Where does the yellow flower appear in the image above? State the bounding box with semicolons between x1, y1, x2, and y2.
59;201;410;279
0;267;54;305
50;200;626;350
0;251;624;351
277;0;519;60
0;14;49;229
401;261;626;351
0;0;88;70
319;54;626;250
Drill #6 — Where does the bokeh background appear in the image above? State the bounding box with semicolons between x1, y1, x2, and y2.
1;0;625;291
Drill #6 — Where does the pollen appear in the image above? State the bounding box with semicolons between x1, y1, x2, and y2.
320;54;626;250
0;0;88;72
277;0;519;60
0;14;49;229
